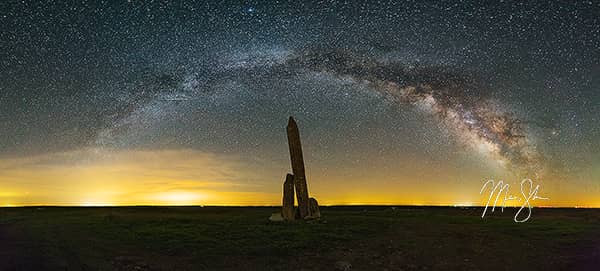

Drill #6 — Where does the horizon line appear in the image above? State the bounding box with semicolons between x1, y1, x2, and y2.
1;204;599;209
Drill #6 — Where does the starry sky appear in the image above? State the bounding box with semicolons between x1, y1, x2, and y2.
0;1;599;206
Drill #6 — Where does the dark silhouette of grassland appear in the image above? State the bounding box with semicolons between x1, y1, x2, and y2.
1;206;599;270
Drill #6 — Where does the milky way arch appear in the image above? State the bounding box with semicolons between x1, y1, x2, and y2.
98;48;544;176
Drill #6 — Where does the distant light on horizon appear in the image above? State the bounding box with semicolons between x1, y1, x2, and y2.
153;191;206;206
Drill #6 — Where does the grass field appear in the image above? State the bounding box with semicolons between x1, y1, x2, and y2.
1;206;599;270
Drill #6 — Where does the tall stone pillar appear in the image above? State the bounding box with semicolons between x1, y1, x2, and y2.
287;116;310;218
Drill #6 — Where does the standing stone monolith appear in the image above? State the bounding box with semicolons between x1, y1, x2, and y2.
282;173;295;221
287;116;310;218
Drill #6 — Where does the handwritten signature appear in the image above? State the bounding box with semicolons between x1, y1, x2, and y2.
479;179;548;223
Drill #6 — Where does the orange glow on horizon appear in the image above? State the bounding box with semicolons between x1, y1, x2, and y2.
0;148;599;208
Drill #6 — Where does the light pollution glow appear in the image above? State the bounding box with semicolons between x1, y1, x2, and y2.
0;148;598;207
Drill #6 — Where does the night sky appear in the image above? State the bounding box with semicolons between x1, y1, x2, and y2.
1;1;599;206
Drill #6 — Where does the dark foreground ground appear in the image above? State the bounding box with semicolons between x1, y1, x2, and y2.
0;206;599;271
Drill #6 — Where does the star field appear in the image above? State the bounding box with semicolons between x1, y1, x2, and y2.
0;1;599;206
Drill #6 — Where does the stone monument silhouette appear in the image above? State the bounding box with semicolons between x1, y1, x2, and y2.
281;116;320;221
